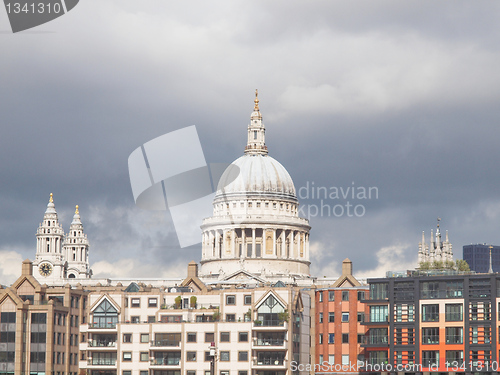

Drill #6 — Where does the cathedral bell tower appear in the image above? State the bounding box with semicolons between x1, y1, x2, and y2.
33;193;65;281
63;205;92;279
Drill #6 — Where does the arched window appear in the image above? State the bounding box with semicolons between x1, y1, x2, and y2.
68;274;76;279
92;299;118;328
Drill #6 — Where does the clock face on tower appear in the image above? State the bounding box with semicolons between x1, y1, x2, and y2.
39;263;53;277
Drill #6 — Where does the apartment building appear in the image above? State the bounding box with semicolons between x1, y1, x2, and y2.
363;271;500;374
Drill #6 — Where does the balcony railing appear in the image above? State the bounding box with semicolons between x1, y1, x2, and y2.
254;338;285;346
89;322;117;329
88;340;117;347
150;358;181;366
254;358;285;366
254;321;285;327
150;340;181;347
88;358;117;366
361;336;389;345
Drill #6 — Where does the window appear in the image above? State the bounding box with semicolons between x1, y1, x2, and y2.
244;295;252;305
319;313;323;323
141;372;149;375
342;355;349;365
239;371;248;375
422;351;439;367
123;334;132;343
329;354;334;365
148;315;155;323
421;282;439;299
369;305;388;322
140;333;149;343
318;291;323;302
148;298;158;307
370;283;388;300
239;332;248;342
187;332;197;342
422;304;439;322
342;334;349;343
319;355;323;365
358;291;365;301
220;351;230;361
220;332;230;342
357;334;364;344
140;352;149;362
123;352;132;361
131;298;140;307
238;351;248;361
226;295;236;305
205;333;214;343
445;304;463;321
342;312;349;322
130;316;140;323
204;352;211;361
123;372;131;375
187;352;197;361
446;281;463;298
422;327;439;344
357;312;365;322
446;327;463;344
187;372;196;375
328;333;334;344
342;291;349;301
446;350;464;365
329;312;334;322
226;314;236;322
328;291;335;301
319;334;323;344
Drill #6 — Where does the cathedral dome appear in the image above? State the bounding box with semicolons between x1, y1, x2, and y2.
215;154;297;201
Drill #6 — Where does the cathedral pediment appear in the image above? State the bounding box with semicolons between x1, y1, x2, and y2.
222;270;266;284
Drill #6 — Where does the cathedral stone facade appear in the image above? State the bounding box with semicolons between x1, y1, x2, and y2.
200;91;311;281
417;221;453;265
33;193;92;284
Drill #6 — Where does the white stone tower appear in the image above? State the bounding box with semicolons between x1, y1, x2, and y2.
418;219;453;265
200;90;311;280
33;193;66;281
63;205;92;279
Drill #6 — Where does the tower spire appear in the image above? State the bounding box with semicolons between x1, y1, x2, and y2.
489;245;494;273
245;89;268;155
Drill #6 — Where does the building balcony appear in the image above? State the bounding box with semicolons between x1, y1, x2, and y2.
253;321;287;330
360;336;389;347
88;340;117;349
150;340;181;348
253;358;287;369
88;322;117;330
87;358;117;367
150;359;181;366
253;338;286;349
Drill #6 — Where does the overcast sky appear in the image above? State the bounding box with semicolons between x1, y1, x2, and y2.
1;1;500;284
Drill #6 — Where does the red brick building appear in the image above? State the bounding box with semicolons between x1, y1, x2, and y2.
313;259;369;374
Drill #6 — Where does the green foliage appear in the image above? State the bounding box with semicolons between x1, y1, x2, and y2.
278;309;289;323
456;259;470;271
174;296;182;308
190;296;197;308
419;261;431;270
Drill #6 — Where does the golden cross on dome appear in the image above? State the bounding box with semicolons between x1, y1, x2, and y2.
75;205;79;215
49;193;53;203
254;89;259;111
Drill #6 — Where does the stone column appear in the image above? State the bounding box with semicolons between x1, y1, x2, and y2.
252;228;256;258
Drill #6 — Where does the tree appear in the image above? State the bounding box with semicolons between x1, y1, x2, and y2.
431;260;444;270
419;261;431;270
456;259;470;272
174;296;182;309
190;296;197;308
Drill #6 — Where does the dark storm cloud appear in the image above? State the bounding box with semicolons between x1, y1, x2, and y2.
1;0;500;281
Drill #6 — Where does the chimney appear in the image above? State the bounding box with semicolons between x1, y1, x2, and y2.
187;261;198;278
342;258;353;276
22;259;33;276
